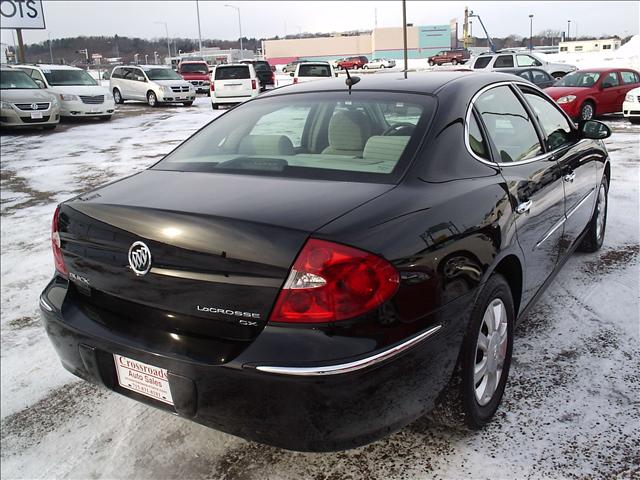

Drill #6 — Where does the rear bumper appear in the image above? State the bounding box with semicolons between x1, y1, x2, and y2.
39;276;468;451
211;93;257;105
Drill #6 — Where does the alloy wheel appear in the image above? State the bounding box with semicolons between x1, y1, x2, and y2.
581;103;594;121
474;298;508;406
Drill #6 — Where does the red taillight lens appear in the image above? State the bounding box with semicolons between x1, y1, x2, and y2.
210;82;215;91
293;77;298;84
251;79;257;89
269;239;399;323
51;206;68;277
271;72;275;83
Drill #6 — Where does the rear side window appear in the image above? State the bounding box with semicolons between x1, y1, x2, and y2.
517;55;541;67
531;70;551;83
215;66;250;80
111;68;122;79
523;92;573;151
473;57;491;69
468;114;489;160
602;72;619;87
620;71;639;84
517;70;532;81
494;55;514;68
299;64;331;77
475;85;542;163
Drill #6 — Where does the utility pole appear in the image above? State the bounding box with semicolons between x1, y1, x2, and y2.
567;20;571;41
529;14;534;51
48;32;54;63
196;0;203;55
402;0;408;78
16;29;25;63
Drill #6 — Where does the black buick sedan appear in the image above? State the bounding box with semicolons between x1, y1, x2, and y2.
40;71;611;452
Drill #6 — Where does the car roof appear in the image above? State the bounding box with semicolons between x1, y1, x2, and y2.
298;61;330;65
216;63;251;68
264;71;522;96
15;64;81;70
572;67;634;73
180;60;207;64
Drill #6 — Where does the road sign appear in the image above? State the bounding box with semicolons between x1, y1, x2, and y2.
0;0;46;29
92;53;102;59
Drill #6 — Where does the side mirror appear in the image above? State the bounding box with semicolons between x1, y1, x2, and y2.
289;72;294;77
579;120;611;140
34;79;45;88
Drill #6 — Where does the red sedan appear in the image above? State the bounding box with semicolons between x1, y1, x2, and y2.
545;67;640;121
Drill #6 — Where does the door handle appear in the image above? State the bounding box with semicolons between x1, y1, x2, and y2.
563;171;576;183
516;200;532;214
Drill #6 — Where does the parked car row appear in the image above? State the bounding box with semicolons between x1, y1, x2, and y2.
470;50;576;78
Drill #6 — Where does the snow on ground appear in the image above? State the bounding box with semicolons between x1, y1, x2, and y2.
0;95;639;479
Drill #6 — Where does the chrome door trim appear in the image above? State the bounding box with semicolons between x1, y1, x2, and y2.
254;324;442;376
566;188;595;220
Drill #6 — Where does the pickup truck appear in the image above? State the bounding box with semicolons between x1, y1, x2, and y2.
427;49;470;66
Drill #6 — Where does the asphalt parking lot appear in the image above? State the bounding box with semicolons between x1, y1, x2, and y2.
1;97;638;479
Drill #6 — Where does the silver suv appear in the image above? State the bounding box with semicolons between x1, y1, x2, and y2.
470;51;576;79
110;65;195;107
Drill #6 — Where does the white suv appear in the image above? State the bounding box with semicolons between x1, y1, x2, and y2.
292;62;336;84
110;65;196;107
13;64;115;120
470;51;576;78
211;64;259;110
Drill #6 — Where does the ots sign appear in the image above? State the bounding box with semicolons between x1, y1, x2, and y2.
0;0;45;29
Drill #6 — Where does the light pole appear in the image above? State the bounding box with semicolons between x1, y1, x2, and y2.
529;14;534;51
195;0;203;55
134;53;139;64
144;54;148;64
225;4;243;53
402;0;407;78
155;21;171;61
48;32;53;63
567;20;571;41
154;51;159;64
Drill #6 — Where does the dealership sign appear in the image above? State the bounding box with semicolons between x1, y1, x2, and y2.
0;0;46;29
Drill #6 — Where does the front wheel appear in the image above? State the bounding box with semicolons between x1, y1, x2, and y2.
113;88;124;104
147;91;158;107
579;101;595;121
183;101;193;107
452;59;459;65
578;176;608;252
431;274;514;428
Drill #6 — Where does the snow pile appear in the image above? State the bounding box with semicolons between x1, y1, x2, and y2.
545;34;640;70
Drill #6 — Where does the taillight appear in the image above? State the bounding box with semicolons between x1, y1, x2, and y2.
251;79;257;89
293;77;298;84
271;72;275;83
51;206;68;277
269;239;399;323
210;82;215;91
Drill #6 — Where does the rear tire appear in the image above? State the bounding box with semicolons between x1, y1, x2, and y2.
430;274;514;429
428;60;435;66
578;176;608;252
452;59;459;65
113;88;124;104
147;91;158;107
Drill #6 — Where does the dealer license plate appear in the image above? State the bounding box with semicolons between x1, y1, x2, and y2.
114;354;174;405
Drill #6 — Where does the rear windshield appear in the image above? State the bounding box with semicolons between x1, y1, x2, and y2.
299;64;331;77
43;69;97;86
252;62;271;72
215;66;250;80
180;63;209;74
153;92;435;183
473;57;492;69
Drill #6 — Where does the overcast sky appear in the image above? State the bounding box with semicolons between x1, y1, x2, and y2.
1;0;638;47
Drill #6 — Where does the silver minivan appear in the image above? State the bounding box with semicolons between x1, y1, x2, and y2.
110;65;196;107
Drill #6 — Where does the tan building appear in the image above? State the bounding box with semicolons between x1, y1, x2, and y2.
264;25;455;65
558;38;621;53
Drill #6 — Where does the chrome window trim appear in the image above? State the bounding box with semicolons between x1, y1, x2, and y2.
254;324;442;376
464;80;580;167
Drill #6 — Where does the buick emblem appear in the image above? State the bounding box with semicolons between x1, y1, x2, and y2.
128;241;152;276
31;103;38;110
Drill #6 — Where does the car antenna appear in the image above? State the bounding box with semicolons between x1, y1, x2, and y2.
344;68;360;95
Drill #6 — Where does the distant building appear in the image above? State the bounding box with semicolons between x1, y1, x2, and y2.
558;38;621;53
166;47;255;68
264;25;456;65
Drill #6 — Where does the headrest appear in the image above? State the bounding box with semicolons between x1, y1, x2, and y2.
238;135;295;156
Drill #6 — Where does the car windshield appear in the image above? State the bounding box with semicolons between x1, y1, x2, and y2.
299;64;331;77
215;66;250;80
181;63;208;74
43;69;97;86
1;70;39;89
555;71;601;87
153;92;435;183
144;68;183;80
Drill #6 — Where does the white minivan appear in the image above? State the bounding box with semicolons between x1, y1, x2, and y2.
292;62;336;84
13;64;115;120
211;64;259;110
110;65;196;107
